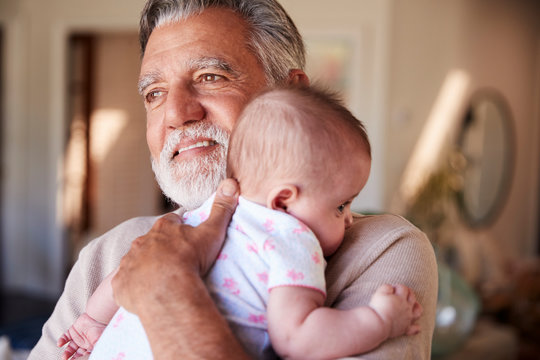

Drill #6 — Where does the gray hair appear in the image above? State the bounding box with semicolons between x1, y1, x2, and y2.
139;0;305;84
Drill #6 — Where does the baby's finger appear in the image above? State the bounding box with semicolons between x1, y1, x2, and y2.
73;347;87;359
57;333;70;347
375;283;395;295
394;284;410;299
407;288;417;304
62;342;78;360
413;302;423;318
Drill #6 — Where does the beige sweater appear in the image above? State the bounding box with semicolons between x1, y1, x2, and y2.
29;212;437;359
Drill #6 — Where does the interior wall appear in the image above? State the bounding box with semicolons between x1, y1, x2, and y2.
387;0;540;257
0;0;146;297
89;33;160;240
466;0;540;257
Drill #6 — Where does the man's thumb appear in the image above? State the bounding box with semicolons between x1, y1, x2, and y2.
204;178;239;230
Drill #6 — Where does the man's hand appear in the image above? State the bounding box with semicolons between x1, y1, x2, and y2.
111;178;239;314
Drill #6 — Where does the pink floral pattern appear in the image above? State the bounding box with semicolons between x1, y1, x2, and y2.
247;242;259;254
263;219;274;233
223;278;240;295
112;312;124;328
287;269;305;282
293;221;309;234
235;223;247;235
312;252;322;264
257;272;268;284
248;314;266;324
199;211;209;222
263;238;275;251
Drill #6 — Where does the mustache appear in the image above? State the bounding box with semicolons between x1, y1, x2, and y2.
161;123;230;162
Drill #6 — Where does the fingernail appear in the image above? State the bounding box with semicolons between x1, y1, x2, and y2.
221;181;237;197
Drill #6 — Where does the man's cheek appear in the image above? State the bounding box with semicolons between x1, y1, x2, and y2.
146;129;162;158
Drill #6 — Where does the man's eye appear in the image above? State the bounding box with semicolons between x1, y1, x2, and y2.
145;90;163;103
201;74;223;82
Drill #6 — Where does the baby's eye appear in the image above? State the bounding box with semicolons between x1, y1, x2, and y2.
337;204;346;214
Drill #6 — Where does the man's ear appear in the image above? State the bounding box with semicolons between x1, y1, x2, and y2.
287;69;310;87
266;184;299;212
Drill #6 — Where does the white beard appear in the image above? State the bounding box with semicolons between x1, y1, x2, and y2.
151;123;230;210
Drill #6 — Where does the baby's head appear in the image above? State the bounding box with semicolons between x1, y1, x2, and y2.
228;85;371;256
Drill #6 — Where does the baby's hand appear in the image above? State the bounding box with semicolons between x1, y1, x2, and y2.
369;284;423;338
57;312;107;360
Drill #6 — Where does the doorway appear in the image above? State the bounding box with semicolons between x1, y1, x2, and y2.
63;33;163;267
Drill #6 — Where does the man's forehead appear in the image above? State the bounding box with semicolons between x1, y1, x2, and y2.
144;8;250;51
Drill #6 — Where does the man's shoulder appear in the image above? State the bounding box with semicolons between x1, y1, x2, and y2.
326;213;432;290
347;212;426;246
325;213;436;308
80;213;168;265
328;213;429;269
110;214;165;236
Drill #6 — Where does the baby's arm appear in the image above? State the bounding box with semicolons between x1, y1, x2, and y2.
57;269;120;359
267;284;422;360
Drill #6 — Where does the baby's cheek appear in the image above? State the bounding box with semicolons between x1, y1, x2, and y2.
321;235;341;257
330;229;346;255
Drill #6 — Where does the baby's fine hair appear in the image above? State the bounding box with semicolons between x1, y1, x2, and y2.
227;85;371;194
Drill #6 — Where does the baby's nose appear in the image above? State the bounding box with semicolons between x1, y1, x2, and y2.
344;212;353;229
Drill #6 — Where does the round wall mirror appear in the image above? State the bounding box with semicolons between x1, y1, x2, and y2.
455;89;514;227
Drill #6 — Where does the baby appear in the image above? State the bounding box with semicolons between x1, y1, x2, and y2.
59;86;422;359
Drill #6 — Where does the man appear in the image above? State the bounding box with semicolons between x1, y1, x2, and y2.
30;1;438;359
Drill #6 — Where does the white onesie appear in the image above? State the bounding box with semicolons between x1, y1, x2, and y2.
90;195;326;359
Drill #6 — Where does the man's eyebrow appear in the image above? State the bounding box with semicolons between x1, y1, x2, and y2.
138;71;163;95
137;57;240;95
188;57;240;77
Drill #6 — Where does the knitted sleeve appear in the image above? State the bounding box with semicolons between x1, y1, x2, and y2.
27;215;158;360
325;214;438;360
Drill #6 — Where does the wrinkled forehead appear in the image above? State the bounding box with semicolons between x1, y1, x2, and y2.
139;8;262;84
146;8;250;50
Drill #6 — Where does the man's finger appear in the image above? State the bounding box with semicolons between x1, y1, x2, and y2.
202;178;239;232
158;212;183;225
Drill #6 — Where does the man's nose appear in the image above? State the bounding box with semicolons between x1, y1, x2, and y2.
164;86;205;128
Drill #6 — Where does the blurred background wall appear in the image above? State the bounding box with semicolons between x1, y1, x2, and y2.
0;0;538;320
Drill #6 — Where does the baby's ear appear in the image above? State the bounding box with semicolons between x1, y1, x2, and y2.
267;184;298;212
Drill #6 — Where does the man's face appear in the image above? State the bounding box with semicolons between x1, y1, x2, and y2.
139;8;267;208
